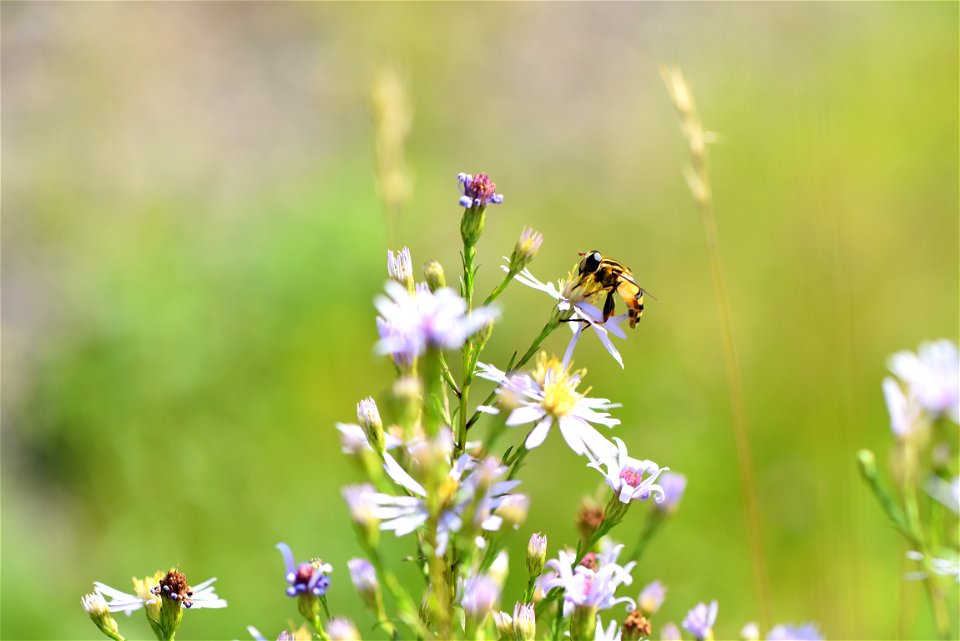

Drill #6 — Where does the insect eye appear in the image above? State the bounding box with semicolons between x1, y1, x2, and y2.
583;251;602;273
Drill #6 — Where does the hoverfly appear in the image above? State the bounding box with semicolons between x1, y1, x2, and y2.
576;250;650;328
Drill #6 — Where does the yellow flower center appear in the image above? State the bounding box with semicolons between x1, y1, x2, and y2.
533;353;583;418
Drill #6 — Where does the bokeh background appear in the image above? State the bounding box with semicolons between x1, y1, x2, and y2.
2;3;957;640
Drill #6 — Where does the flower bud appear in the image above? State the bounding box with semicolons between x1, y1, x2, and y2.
461;574;501;622
513;603;536;641
82;592;123;641
526;532;547;577
576;499;605;544
492;610;514;640
342;485;379;548
654;472;687;514
347;559;380;611
638;580;666;615
387;247;415;292
496;494;530;529
509;227;544;272
857;449;877;482
423;260;447;292
621;610;652;641
326;618;361;641
356;397;385;453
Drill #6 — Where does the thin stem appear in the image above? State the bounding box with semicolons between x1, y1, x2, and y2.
465;317;560;431
482;269;517;307
628;512;664;562
662;66;770;626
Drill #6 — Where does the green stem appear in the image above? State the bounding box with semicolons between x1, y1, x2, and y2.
465;317;560;432
482;269;517;307
628;512;664;562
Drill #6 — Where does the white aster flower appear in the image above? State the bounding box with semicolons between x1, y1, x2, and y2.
507;264;628;368
94;573;226;614
542;543;637;617
595;617;622;641
335;423;402;454
375;281;499;364
589;437;668;504
369;453;522;555
888;339;959;423
476;353;619;460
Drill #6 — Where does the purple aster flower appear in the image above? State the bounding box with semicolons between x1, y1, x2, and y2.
638;580;666;615
387;247;414;290
888;340;959;423
326;618;360;641
542;544;636;617
589;437;667;504
682;600;718;641
475;354;619;460
461;573;501;619
375;281;499;364
882;377;923;438
458;172;504;209
766;623;823;641
347;559;378;596
661;622;683;640
655;471;687;512
370;453;522;555
276;543;331;598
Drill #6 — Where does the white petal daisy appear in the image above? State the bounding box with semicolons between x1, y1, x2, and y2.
588;437;668;504
506;264;628;369
477;353;619;460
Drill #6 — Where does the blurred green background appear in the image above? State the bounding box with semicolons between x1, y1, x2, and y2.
2;3;957;640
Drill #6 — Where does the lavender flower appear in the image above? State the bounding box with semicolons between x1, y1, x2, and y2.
514;603;536;641
527;532;548;576
656;471;687;512
507;265;629;368
542;544;637;617
347;559;379;600
326;618;361;641
458;172;504;209
766;623;823;641
882;377;923;438
661;622;683;640
276;543;332;598
682;600;718;641
476;354;619;460
638;580;666;615
888;340;959;423
370;453;522;555
589;437;667;504
375;281;499;364
387;247;414;290
461;573;501;619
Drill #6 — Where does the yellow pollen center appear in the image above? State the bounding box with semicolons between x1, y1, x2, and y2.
531;354;583;417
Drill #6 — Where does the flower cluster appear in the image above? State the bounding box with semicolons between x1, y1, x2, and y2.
859;339;959;637
80;169;828;641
